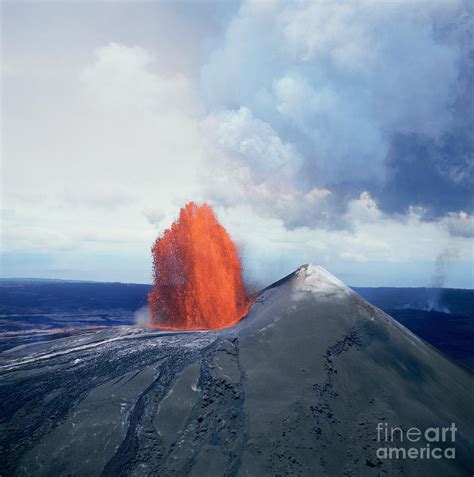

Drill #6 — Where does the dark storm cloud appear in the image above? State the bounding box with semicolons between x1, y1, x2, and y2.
377;5;473;221
378;130;473;219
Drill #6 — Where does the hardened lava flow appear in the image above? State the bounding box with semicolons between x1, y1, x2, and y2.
148;202;253;330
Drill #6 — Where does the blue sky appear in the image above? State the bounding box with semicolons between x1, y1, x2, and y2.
1;0;473;288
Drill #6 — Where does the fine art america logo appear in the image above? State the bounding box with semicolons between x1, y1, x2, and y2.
376;422;457;460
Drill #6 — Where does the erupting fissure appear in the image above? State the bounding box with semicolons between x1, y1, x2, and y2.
148;202;252;330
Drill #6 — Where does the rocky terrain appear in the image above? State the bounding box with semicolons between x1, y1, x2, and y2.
1;265;473;476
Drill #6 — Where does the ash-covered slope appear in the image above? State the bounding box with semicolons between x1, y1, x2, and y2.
1;265;473;476
231;264;474;476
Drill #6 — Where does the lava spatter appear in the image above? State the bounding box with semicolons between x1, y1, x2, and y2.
148;202;252;330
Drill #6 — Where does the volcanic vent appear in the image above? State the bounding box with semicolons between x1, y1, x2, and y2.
148;202;252;330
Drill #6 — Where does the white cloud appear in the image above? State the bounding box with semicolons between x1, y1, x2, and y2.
80;42;198;114
217;198;472;288
443;211;474;238
279;0;460;136
201;0;462;199
347;192;382;222
2;42;206;260
202;107;335;229
206;106;295;177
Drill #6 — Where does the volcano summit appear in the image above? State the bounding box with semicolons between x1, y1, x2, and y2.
1;265;473;476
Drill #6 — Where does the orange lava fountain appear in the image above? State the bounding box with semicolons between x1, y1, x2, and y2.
148;202;252;330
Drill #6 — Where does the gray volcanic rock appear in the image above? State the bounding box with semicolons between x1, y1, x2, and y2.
0;264;473;476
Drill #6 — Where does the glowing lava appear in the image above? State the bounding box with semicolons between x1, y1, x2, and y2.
148;202;252;330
